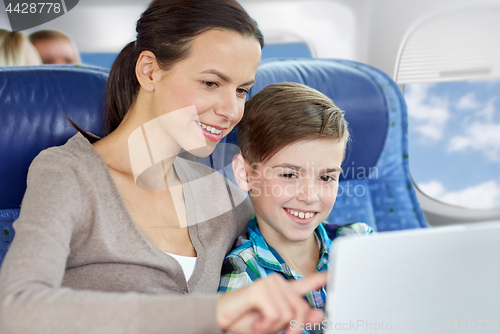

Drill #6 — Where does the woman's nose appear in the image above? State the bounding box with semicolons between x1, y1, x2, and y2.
215;91;240;122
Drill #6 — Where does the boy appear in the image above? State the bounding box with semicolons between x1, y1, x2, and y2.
219;82;373;317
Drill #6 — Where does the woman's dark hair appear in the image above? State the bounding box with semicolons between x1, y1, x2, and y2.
102;0;263;136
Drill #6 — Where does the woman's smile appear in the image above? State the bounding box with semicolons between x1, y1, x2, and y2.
195;120;226;142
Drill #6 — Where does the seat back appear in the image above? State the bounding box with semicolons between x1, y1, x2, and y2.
0;60;427;265
0;65;108;264
235;59;427;232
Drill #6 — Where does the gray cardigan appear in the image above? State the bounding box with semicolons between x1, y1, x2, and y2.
0;133;253;334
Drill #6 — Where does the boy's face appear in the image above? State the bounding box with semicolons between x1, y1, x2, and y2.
246;139;344;244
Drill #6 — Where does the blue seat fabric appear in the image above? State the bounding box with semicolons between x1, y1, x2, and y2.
0;65;108;263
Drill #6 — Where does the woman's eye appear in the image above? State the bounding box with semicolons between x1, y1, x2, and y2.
204;81;218;88
320;175;336;182
236;87;249;97
281;173;297;179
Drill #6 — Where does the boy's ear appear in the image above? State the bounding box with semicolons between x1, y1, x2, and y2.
232;154;251;192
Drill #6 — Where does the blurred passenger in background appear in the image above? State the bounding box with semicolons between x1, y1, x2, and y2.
0;29;42;66
29;29;80;65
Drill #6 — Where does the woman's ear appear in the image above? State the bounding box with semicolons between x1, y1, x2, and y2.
232;154;251;192
136;51;157;92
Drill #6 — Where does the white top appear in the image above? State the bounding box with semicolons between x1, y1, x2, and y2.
165;253;197;281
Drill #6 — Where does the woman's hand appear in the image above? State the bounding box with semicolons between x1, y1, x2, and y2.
217;272;327;334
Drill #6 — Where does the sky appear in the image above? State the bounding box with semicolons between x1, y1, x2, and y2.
405;80;500;210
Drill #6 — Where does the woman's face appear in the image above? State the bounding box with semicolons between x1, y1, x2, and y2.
149;29;261;156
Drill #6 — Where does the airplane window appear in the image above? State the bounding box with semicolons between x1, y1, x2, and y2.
80;43;312;69
405;80;500;210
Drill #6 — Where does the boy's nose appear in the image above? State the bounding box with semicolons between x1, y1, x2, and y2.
296;182;320;204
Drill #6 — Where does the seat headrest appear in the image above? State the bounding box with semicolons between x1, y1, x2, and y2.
0;65;109;210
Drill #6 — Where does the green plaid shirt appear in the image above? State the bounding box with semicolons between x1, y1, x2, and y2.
219;217;373;313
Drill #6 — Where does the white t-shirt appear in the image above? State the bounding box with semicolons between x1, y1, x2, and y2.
165;253;197;281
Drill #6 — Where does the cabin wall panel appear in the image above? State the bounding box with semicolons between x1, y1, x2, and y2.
241;0;359;60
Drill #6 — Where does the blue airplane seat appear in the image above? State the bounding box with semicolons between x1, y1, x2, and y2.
232;59;428;232
0;65;109;264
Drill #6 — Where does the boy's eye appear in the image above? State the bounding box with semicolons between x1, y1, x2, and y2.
320;175;336;182
281;173;297;179
236;87;249;98
204;81;218;88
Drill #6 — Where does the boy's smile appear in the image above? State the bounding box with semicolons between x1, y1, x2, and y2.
245;139;345;247
284;208;319;225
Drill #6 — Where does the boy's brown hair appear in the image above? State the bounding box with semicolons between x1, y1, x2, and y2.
238;82;350;164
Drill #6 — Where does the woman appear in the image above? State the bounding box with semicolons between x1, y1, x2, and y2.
0;1;326;333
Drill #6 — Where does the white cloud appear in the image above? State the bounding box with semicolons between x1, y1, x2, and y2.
448;122;500;161
448;97;499;161
456;92;480;110
448;136;470;151
405;84;450;140
478;98;496;122
418;180;500;210
440;181;500;210
419;180;445;198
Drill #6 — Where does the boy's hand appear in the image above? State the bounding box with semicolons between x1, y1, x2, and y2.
217;272;327;334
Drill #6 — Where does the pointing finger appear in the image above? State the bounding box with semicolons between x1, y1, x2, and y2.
290;272;328;295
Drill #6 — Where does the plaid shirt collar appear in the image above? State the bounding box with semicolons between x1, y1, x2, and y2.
246;217;332;279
